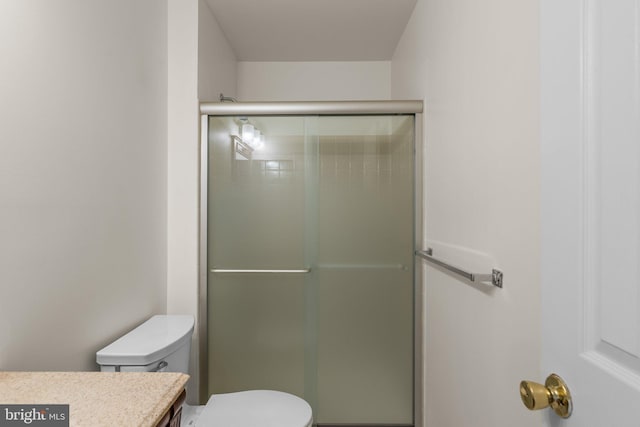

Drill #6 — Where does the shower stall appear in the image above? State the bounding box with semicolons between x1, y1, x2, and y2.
199;101;423;426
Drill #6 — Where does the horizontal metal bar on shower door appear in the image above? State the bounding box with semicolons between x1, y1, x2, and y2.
210;268;311;274
200;100;424;116
415;248;503;288
316;263;409;270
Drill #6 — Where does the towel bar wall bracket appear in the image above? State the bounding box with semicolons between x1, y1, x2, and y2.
416;248;503;288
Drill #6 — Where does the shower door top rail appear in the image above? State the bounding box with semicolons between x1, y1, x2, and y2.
200;100;423;116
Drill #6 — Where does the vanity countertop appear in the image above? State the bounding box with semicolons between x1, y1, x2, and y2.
0;371;189;427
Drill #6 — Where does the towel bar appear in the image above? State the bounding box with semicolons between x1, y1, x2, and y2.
416;248;503;288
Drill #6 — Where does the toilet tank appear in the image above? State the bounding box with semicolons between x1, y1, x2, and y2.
96;315;194;373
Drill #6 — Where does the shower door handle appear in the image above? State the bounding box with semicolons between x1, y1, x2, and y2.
211;268;311;274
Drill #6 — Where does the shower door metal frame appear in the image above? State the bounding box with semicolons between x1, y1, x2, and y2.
198;100;424;427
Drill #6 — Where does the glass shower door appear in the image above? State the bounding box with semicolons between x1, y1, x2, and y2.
206;114;415;425
207;115;316;398
315;116;414;425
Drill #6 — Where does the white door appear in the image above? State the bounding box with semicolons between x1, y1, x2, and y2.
540;0;640;425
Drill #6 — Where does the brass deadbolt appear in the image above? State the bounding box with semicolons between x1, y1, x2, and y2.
519;373;572;418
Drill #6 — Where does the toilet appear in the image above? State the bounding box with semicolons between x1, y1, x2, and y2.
96;315;313;427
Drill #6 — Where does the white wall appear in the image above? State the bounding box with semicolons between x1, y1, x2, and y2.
0;0;168;371
167;0;197;318
167;0;237;318
237;61;390;101
167;0;237;403
167;0;200;401
198;0;237;101
391;1;541;426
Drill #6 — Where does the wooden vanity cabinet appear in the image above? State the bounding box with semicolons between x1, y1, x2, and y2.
156;389;186;427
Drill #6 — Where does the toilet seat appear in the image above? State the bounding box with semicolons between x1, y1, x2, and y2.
196;390;313;427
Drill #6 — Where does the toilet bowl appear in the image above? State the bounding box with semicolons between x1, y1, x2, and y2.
96;315;312;427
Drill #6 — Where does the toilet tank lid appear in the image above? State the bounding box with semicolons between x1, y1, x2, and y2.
96;315;194;366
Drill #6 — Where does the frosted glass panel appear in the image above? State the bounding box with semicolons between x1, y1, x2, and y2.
316;116;414;424
207;116;309;397
207;114;415;425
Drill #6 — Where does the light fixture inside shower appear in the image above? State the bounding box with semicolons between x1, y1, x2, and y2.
237;118;265;151
241;122;255;144
254;133;265;150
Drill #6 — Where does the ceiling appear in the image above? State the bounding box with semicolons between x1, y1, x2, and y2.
204;0;418;61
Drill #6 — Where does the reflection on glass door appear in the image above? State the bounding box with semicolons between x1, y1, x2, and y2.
207;114;415;425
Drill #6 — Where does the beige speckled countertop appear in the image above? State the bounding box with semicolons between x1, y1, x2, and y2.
0;371;189;427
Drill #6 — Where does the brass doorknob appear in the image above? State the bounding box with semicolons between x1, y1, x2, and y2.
519;373;572;418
